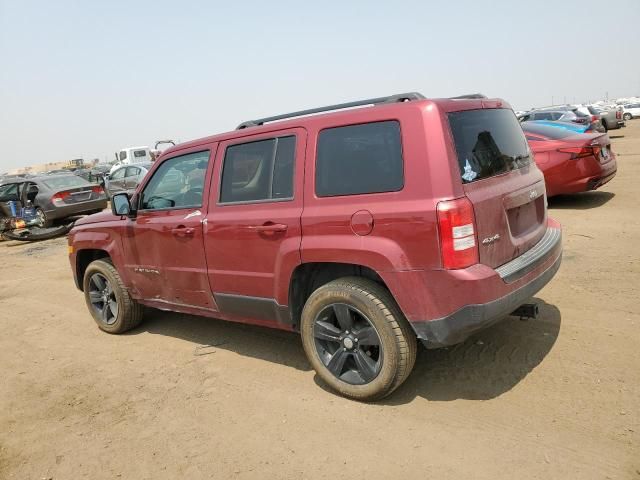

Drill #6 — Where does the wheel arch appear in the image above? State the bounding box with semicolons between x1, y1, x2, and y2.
76;249;111;291
288;262;392;329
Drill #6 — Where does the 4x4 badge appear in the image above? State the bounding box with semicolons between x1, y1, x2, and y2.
482;234;501;245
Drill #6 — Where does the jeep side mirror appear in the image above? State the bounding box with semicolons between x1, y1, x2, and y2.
111;193;132;216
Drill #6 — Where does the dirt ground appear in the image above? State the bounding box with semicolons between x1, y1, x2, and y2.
1;123;639;480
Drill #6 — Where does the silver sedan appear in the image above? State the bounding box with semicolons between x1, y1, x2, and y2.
105;163;153;198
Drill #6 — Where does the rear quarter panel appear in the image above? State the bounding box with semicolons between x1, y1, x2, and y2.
300;101;455;274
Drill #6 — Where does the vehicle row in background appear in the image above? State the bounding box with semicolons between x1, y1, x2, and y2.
518;108;603;132
518;103;625;132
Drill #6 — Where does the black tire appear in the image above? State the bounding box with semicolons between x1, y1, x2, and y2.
623;113;632;121
1;224;72;241
300;276;417;401
601;120;608;132
82;259;144;334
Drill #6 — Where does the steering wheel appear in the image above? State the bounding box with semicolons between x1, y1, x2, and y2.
145;195;175;209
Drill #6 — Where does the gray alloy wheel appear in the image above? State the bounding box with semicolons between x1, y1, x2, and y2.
624;113;632;121
82;259;144;334
312;303;383;385
35;208;46;227
88;272;119;326
35;208;51;227
300;277;417;401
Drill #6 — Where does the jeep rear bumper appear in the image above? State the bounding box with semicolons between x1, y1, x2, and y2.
383;218;562;349
412;250;561;348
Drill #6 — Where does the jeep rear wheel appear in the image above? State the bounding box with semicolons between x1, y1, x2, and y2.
300;277;417;401
83;259;144;334
623;113;632;121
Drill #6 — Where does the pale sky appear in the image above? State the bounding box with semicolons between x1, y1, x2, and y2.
1;0;639;172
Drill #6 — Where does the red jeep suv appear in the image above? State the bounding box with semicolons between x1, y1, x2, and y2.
68;93;562;400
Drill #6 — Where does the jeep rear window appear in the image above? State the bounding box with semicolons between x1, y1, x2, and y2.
448;109;531;183
316;121;403;197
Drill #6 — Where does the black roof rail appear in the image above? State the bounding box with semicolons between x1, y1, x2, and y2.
236;92;426;129
449;93;487;99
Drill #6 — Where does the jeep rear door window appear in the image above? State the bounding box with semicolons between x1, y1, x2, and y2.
316;120;403;197
219;135;296;203
448;109;531;183
140;151;209;210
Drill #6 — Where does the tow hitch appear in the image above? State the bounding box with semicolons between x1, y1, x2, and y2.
511;303;539;321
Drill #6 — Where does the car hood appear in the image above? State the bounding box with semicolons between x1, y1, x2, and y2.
74;210;119;226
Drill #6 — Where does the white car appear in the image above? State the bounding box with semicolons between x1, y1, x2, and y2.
622;103;640;120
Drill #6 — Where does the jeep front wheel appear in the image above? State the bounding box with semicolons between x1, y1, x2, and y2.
83;259;144;334
300;277;417;401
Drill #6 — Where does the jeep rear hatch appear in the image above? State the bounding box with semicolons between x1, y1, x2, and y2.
448;108;547;269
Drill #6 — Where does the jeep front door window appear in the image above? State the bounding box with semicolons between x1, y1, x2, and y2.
140;151;209;210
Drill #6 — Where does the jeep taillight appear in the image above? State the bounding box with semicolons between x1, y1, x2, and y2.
437;197;479;269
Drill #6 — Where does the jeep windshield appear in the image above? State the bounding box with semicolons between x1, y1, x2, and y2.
448;109;531;183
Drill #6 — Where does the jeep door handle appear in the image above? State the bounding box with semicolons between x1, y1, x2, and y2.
171;226;195;237
248;223;288;233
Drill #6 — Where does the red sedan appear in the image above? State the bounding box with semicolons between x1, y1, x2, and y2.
522;122;617;197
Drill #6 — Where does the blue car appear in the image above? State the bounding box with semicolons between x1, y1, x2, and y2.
527;120;589;134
